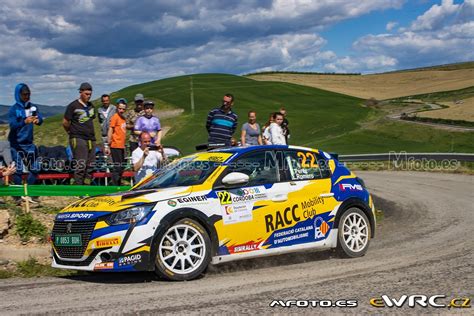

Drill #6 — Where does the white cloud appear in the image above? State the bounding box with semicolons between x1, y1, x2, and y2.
386;21;398;31
352;0;474;71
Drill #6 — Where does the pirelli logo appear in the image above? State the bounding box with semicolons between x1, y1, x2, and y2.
95;237;121;248
218;191;232;205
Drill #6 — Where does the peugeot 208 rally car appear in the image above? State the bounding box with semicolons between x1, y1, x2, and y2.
51;145;376;281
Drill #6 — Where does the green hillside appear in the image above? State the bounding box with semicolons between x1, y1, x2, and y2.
31;73;473;155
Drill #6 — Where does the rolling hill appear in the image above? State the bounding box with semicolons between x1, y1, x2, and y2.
247;62;474;100
28;73;473;155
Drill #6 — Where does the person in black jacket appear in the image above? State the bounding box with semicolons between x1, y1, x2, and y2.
280;107;290;144
62;82;96;185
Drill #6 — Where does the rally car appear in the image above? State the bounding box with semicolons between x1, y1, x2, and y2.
51;145;376;281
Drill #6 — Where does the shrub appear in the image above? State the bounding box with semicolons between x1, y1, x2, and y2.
15;212;47;242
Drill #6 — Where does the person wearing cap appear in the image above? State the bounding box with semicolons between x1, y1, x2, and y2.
206;93;238;147
8;83;43;205
134;100;162;146
63;82;96;185
125;93;145;154
104;99;127;186
98;94;116;146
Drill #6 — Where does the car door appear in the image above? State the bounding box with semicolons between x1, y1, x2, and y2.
261;149;337;248
212;150;293;256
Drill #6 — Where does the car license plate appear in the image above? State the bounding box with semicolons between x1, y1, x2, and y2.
54;234;82;246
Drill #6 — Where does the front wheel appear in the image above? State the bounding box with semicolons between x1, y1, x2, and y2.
154;218;211;281
336;207;371;258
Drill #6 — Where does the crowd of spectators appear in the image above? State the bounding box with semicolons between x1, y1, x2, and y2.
4;83;291;205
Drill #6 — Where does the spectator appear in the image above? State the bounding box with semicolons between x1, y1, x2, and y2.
280;107;290;144
98;94;116;146
134;101;162;146
241;110;262;146
63;82;96;185
8;83;43;204
132;132;163;183
206;94;238;147
262;113;274;145
267;112;286;145
126;93;145;154
105;99;127;186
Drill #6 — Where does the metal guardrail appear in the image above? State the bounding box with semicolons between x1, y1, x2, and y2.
338;152;474;162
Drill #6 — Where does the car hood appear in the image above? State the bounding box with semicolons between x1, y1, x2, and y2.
56;186;192;220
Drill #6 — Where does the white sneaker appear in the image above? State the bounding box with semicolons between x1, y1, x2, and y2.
21;196;39;204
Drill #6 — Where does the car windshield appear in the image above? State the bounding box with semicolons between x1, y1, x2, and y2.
133;157;220;190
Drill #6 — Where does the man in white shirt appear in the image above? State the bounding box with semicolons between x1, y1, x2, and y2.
132;132;163;182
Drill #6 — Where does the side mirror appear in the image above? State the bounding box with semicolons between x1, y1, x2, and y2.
222;172;249;186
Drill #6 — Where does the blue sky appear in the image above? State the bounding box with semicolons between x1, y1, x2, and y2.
0;0;472;105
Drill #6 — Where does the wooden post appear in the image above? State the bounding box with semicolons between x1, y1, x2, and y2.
23;183;30;213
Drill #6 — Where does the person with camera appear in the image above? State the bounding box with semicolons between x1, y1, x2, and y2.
104;99;127;186
206;93;238;148
132;132;164;183
8;83;43;204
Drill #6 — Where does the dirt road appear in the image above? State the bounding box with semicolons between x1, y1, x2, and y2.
1;172;472;314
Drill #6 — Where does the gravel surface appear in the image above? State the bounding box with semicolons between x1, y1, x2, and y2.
1;171;472;315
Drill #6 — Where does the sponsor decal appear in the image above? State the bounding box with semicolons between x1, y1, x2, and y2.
225;205;234;215
339;183;363;191
118;254;142;267
167;200;177;207
177;195;208;203
314;217;330;239
370;295;471;309
222;203;253;224
217;191;232;205
94;262;114;270
228;241;262;254
56;212;95;220
95;236;121;248
65;197;117;210
264;212;334;248
301;196;324;209
265;204;300;233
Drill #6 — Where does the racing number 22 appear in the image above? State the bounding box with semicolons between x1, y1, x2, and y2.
218;191;232;205
297;152;317;168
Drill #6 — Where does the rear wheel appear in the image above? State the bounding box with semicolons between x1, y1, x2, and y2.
336;207;371;258
154;218;211;281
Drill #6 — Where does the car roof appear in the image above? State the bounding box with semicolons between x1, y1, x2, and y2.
209;145;321;157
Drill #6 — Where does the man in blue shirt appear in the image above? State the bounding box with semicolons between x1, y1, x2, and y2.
206;94;238;147
8;83;43;204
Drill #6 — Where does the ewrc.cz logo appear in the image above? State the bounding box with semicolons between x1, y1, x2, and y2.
370;295;471;308
270;299;358;308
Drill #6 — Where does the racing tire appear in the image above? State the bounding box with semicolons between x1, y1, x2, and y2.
336;207;371;258
154;218;211;281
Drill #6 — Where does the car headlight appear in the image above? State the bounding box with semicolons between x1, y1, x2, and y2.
106;204;155;225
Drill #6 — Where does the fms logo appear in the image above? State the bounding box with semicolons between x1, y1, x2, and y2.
370;295;471;309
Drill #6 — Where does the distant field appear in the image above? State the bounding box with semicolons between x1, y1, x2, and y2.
248;64;474;100
418;97;474;122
